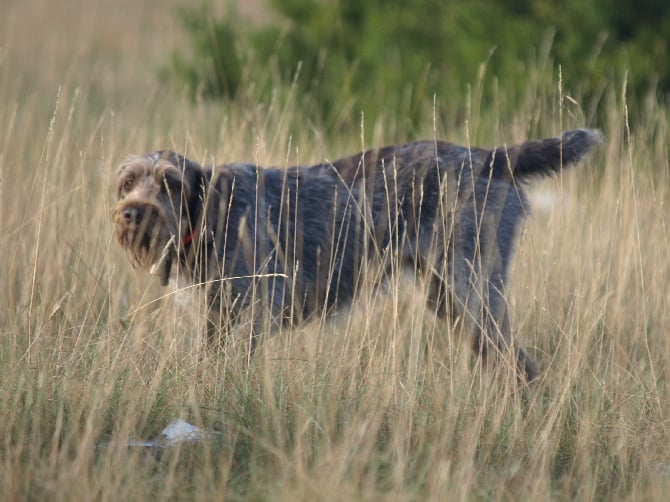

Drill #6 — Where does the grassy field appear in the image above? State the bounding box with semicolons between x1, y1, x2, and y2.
2;0;670;500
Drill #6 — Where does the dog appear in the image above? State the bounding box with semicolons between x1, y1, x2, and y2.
113;129;601;382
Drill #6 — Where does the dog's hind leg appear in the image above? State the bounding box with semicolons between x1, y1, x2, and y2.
478;271;539;383
427;251;539;383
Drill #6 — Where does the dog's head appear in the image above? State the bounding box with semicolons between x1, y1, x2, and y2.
112;151;206;283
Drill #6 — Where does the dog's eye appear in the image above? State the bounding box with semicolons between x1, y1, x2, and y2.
121;178;134;193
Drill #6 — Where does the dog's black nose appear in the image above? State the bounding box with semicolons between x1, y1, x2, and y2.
123;206;144;226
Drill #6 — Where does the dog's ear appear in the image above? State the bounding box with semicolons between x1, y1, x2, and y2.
184;159;208;237
153;151;206;207
202;166;234;243
166;153;209;234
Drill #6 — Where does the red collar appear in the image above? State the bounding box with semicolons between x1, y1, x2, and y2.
182;229;199;246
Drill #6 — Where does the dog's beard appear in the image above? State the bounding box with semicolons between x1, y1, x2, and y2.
114;206;175;272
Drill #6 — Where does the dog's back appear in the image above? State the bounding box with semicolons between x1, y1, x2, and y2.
328;128;601;189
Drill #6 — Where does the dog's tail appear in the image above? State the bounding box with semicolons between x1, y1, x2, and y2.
489;129;602;180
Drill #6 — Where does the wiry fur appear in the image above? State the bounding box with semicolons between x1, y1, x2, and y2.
113;129;601;382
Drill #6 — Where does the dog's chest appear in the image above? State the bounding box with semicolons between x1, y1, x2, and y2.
168;273;199;311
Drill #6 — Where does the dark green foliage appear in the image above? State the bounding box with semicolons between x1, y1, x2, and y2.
169;3;244;99
168;0;670;125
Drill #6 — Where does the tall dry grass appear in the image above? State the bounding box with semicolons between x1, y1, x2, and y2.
1;0;669;499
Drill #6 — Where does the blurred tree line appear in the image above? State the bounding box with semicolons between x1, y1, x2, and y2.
169;0;669;126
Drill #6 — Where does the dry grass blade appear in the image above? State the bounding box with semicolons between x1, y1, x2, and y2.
0;0;669;500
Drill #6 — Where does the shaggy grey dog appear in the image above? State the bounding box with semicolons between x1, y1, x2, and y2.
113;129;601;382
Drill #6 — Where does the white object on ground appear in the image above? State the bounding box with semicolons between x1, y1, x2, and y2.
101;418;212;449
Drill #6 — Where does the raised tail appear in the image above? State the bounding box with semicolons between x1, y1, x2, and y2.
488;129;602;180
